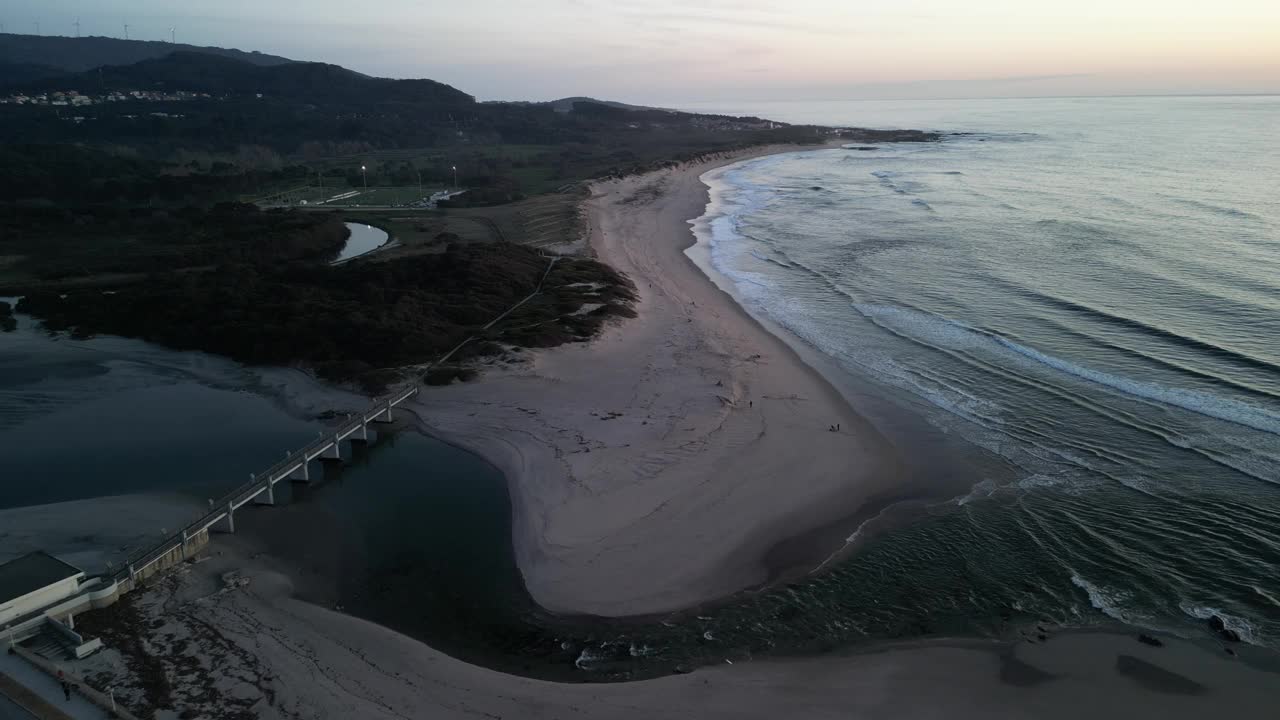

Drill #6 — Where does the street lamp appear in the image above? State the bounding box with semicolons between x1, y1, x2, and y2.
361;165;367;190
451;165;458;189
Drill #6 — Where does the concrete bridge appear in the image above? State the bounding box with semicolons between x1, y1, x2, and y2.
115;385;418;586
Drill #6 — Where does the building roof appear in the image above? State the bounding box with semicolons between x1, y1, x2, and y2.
0;552;83;603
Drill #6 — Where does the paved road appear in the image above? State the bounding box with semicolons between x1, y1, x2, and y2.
0;653;107;720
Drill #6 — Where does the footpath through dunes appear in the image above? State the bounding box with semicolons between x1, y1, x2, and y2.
407;145;922;617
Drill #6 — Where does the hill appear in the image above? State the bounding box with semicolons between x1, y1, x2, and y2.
0;61;67;85
545;97;667;113
0;33;292;86
13;51;475;106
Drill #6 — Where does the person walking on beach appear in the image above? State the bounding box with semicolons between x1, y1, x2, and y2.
61;680;71;701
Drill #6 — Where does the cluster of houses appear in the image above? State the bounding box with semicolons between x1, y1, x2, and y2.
686;116;783;131
0;89;214;106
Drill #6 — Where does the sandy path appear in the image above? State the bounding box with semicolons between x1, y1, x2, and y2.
407;146;908;617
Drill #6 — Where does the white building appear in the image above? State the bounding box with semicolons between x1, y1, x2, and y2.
0;552;85;629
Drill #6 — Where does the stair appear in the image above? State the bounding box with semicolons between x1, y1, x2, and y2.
20;625;76;661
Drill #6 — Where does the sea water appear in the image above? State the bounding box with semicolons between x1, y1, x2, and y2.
674;96;1280;654
405;97;1280;678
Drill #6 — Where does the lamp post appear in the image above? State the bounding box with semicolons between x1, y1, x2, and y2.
361;165;367;190
451;165;458;189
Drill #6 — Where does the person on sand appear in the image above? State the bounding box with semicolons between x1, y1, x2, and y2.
62;680;71;701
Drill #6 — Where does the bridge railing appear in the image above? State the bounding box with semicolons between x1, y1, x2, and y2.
113;385;418;582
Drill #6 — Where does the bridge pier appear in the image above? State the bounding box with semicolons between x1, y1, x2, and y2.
349;423;369;443
321;436;342;461
372;404;394;424
288;461;310;482
255;479;275;505
215;503;236;534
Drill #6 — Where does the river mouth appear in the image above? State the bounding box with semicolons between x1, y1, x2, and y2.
227;419;1280;684
6;297;1278;684
332;222;390;263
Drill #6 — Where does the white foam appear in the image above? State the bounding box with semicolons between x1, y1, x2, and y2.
574;646;610;670
854;303;1280;437
1113;474;1161;497
1251;585;1280;610
1180;603;1260;645
1070;573;1140;624
955;478;996;506
1016;473;1066;491
628;642;657;658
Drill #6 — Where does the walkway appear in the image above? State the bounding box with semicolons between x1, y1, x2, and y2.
0;652;108;720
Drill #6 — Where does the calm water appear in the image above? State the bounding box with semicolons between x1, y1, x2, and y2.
0;302;533;670
0;309;320;509
334;222;389;263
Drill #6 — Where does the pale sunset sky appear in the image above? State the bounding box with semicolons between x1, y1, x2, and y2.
7;0;1279;102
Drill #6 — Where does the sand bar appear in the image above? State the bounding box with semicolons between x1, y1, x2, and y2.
405;145;914;617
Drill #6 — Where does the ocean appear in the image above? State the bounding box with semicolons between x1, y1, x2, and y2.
676;96;1280;654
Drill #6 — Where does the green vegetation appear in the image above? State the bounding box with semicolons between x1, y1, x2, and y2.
0;34;292;86
0;204;347;290
18;244;635;392
0;52;889;209
0;45;939;390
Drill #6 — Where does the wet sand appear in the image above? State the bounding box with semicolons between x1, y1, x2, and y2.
60;539;1280;720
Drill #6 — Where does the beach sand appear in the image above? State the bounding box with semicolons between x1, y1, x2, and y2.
62;541;1279;720
404;145;915;617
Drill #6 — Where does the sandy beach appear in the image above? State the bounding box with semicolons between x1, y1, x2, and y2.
405;145;914;617
60;538;1280;719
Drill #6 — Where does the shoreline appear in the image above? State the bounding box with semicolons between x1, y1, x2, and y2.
56;538;1280;718
13;144;1280;718
405;141;924;617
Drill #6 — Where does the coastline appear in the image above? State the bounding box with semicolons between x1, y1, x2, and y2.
59;538;1280;719
17;143;1280;718
405;142;919;617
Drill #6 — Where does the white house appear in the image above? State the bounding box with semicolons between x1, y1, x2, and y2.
0;552;86;629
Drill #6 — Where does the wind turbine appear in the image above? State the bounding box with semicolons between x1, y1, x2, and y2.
34;21;39;35
124;23;130;40
169;26;175;43
74;17;80;37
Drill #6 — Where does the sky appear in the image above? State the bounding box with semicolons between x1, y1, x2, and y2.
6;0;1279;103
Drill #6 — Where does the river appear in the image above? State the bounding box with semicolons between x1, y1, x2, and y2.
333;222;390;263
